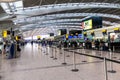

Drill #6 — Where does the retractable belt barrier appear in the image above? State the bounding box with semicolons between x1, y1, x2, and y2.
64;49;120;64
64;48;120;79
53;47;57;60
50;46;54;58
49;47;120;64
43;46;120;79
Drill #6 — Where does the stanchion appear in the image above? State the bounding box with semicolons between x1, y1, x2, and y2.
100;50;103;57
48;46;49;54
104;57;108;80
108;49;116;73
53;47;57;60
60;47;62;54
62;48;67;65
71;50;79;72
38;44;40;49
112;46;116;58
45;46;48;55
82;47;87;62
40;45;42;52
50;47;54;58
66;48;70;57
43;46;45;53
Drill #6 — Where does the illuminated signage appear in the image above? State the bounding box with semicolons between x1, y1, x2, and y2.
2;30;7;38
83;19;92;30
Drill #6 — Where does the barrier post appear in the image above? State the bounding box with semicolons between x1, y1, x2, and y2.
40;45;42;52
45;46;48;55
104;57;108;80
112;46;116;58
66;47;70;57
50;47;54;58
53;47;57;60
82;47;87;62
62;48;67;65
108;49;116;73
100;50;103;57
71;50;79;72
60;48;62;54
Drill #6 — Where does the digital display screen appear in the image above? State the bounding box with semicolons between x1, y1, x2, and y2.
50;33;54;36
92;17;102;29
58;29;67;35
82;17;102;30
58;30;61;35
68;35;73;39
82;19;92;30
73;36;77;38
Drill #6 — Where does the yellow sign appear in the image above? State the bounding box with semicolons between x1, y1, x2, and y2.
2;30;7;38
76;33;78;35
37;36;41;39
16;36;18;40
91;30;94;33
66;34;68;38
83;32;87;34
114;28;119;31
102;29;107;32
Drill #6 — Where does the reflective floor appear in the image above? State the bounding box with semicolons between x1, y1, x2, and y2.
0;43;120;80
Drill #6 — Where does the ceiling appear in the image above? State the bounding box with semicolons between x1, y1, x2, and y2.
0;0;120;37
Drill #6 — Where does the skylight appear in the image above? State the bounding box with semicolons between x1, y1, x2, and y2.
0;0;23;14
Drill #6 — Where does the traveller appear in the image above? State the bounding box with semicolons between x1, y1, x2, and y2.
95;39;100;50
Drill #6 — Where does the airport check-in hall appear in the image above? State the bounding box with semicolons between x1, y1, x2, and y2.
0;0;120;80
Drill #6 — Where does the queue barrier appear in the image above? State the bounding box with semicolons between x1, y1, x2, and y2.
65;48;120;80
43;45;120;80
62;47;67;65
53;47;57;60
71;50;79;72
50;46;54;58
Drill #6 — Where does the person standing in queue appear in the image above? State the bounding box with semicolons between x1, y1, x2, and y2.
100;39;105;50
85;38;90;49
64;40;68;48
95;39;100;50
41;39;47;53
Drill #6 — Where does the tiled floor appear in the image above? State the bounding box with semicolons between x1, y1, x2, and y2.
0;43;120;80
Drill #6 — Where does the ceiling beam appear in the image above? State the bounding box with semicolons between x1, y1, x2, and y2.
14;13;120;24
14;3;120;16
